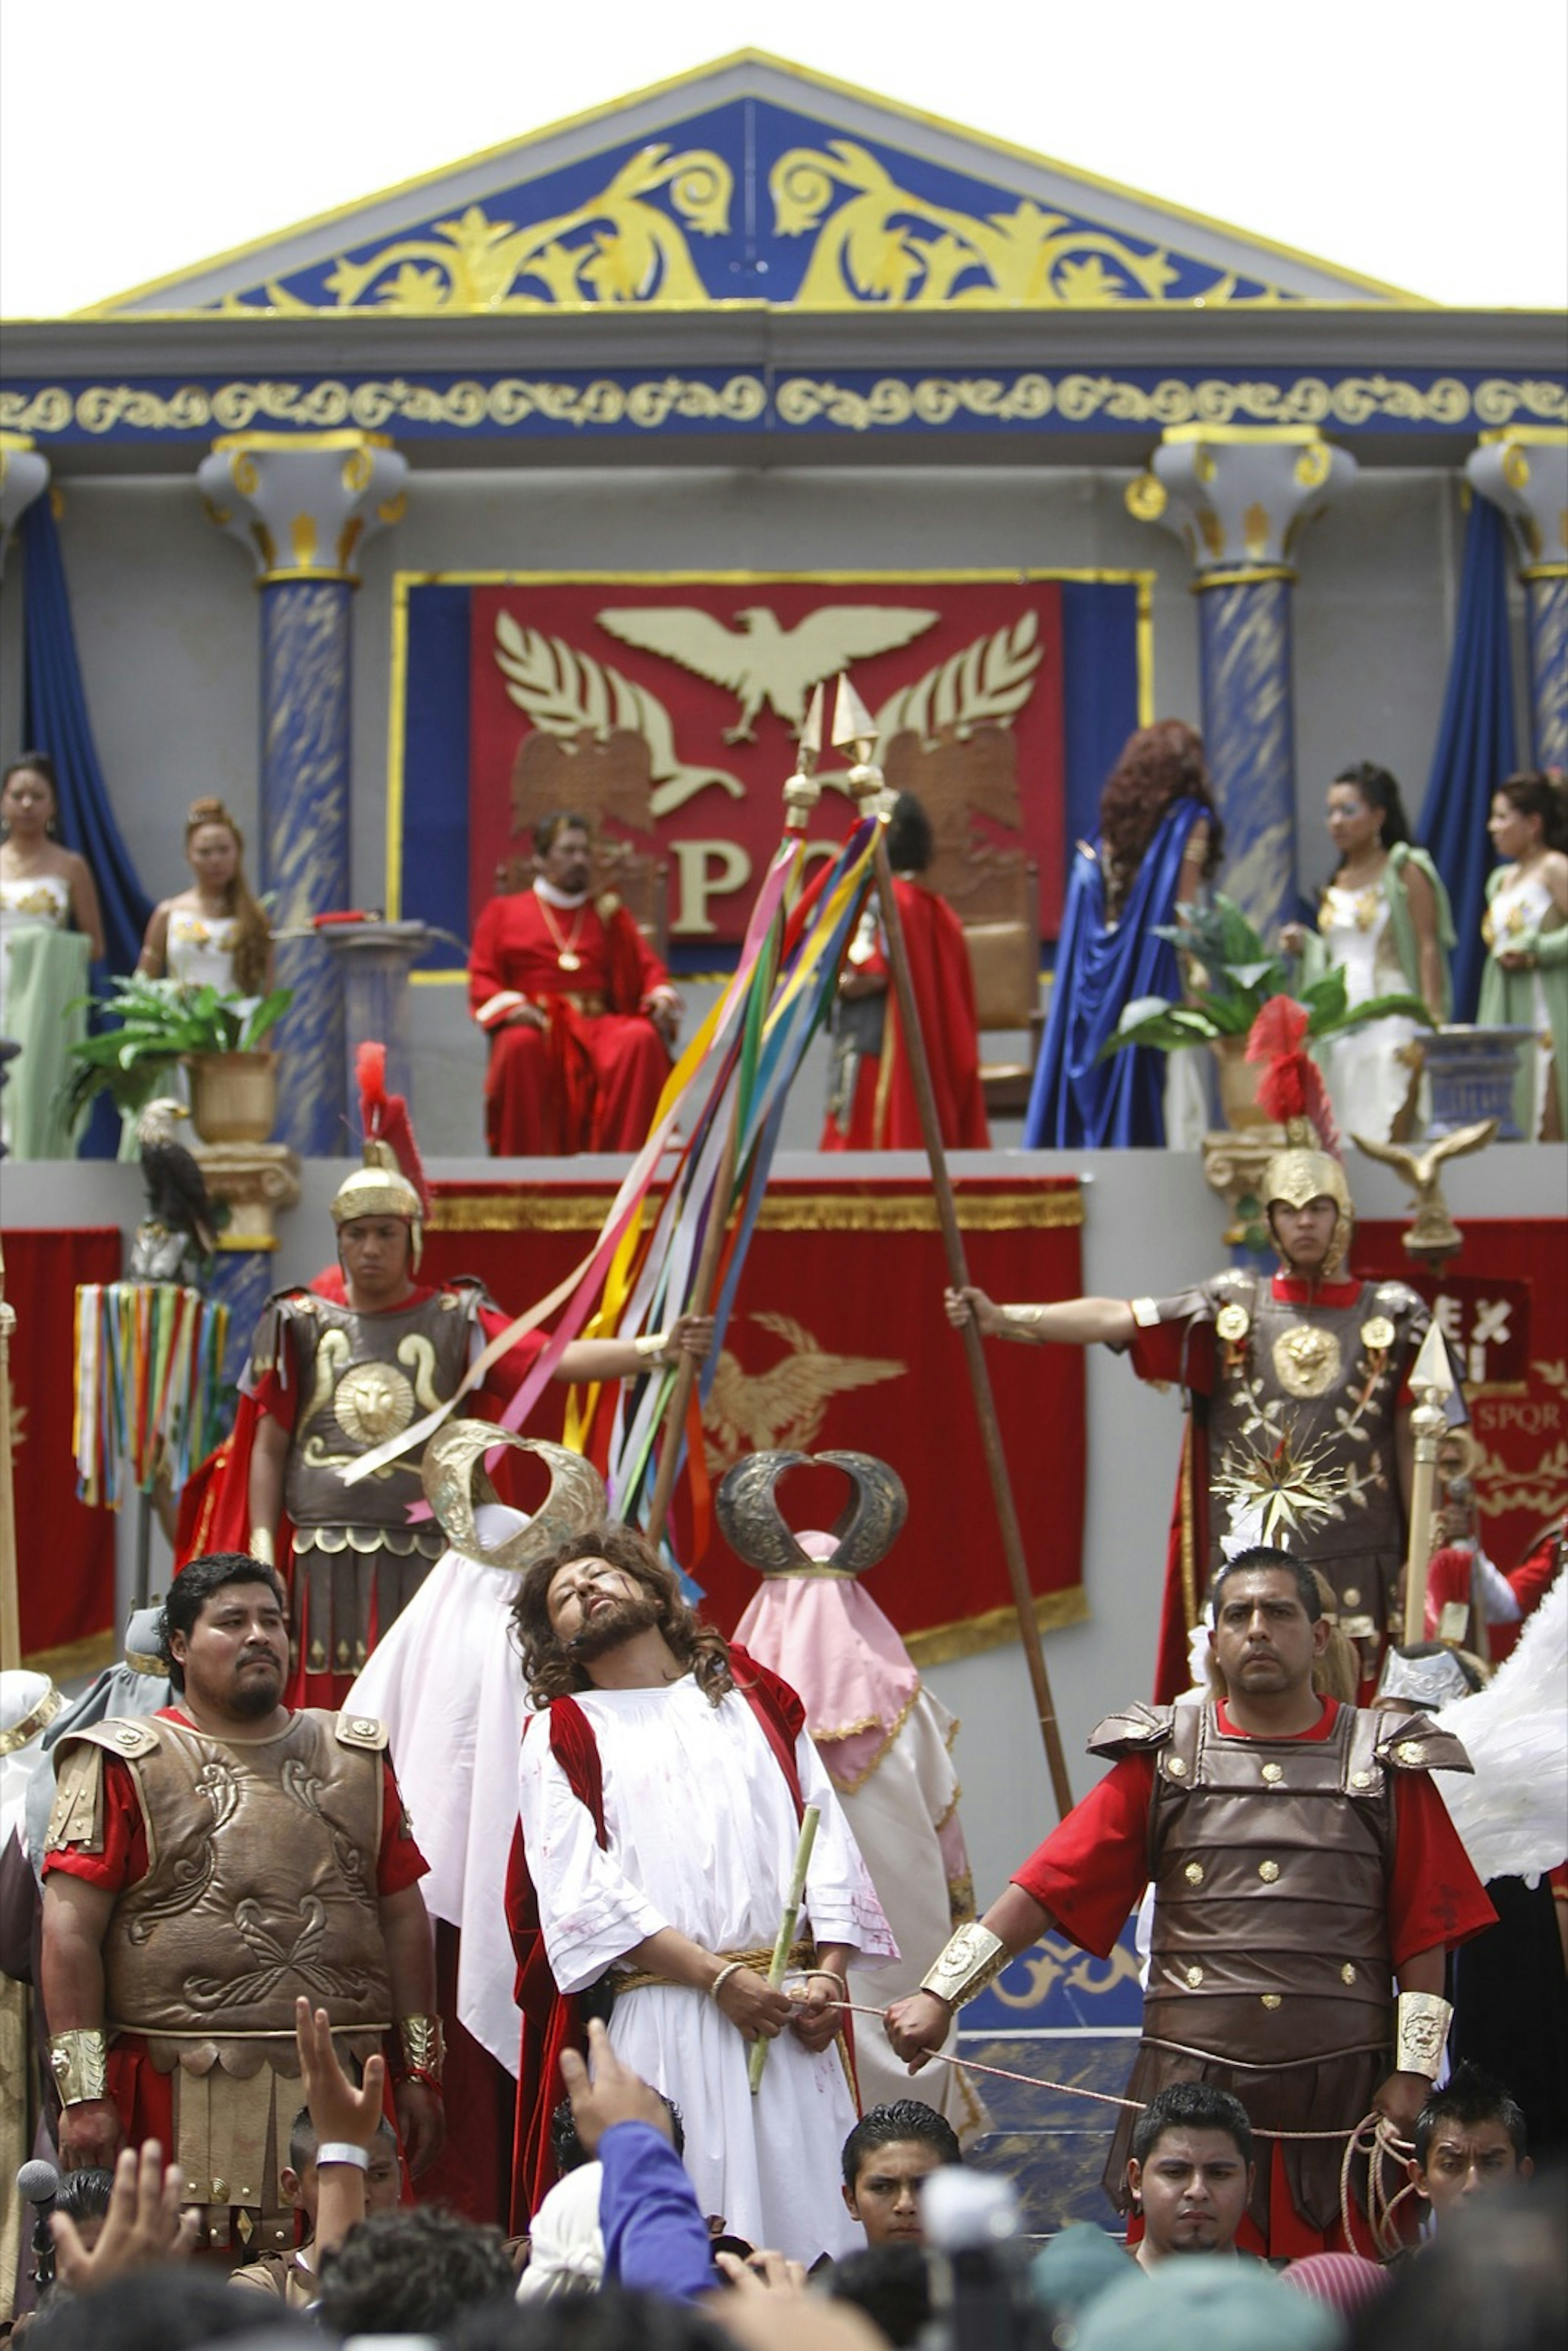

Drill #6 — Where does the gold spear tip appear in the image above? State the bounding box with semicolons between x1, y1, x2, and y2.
1410;1320;1457;1402
831;674;878;761
800;682;825;764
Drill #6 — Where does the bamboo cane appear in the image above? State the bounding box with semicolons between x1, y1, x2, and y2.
748;1803;820;2094
833;677;1073;1818
0;1233;19;1672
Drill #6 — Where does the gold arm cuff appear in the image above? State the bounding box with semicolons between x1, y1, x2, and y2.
634;1331;672;1364
396;2014;445;2084
248;1527;276;1567
49;2029;109;2106
1002;1305;1044;1334
1394;1990;1453;2080
919;1924;1008;2010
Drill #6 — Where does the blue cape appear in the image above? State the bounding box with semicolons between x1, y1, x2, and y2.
1024;799;1206;1148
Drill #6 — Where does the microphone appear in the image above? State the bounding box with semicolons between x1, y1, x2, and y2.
18;2158;58;2291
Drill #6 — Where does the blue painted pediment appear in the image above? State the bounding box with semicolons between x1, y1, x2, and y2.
92;54;1413;317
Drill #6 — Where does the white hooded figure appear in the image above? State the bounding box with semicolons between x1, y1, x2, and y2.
723;1451;989;2138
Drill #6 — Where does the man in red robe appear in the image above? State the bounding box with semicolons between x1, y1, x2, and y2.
821;793;990;1152
885;1549;1495;2260
469;811;678;1156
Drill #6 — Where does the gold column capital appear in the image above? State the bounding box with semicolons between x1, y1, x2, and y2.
1128;426;1355;581
196;432;408;586
1468;427;1568;570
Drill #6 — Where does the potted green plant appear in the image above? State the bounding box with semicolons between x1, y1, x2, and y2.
1102;895;1433;1129
60;974;293;1143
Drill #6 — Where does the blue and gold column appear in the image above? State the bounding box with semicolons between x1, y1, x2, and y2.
1466;426;1568;769
196;431;408;1154
0;434;50;581
1127;426;1358;947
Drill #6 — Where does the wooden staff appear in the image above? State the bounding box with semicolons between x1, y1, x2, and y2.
1401;1322;1457;1647
833;677;1073;1818
0;1233;18;1672
748;1803;820;2094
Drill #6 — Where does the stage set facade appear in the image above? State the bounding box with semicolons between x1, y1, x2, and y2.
3;64;1566;2126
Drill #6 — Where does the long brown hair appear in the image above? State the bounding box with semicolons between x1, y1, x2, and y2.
185;797;270;995
1098;720;1223;917
1494;768;1568;852
510;1520;734;1709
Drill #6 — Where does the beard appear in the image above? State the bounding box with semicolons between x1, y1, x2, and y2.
227;1658;285;1717
566;1590;665;1664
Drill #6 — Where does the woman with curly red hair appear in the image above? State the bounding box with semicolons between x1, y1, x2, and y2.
1025;719;1222;1147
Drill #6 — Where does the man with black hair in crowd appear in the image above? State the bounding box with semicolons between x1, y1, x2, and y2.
1410;2061;1534;2232
888;1548;1495;2258
1125;2082;1254;2271
38;1551;441;2258
839;2099;960;2247
315;2204;517;2337
227;2104;402;2307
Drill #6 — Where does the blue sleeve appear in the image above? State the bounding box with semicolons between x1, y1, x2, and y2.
599;2120;715;2303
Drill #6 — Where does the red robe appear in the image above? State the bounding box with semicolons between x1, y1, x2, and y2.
820;878;990;1152
469;889;674;1155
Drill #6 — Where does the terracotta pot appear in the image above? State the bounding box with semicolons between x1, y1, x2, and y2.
183;1050;278;1145
1210;1034;1272;1131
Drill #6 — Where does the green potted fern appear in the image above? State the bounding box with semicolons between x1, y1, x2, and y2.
1102;895;1434;1129
61;974;293;1143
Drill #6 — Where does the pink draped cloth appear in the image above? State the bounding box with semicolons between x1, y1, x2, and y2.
732;1566;920;1790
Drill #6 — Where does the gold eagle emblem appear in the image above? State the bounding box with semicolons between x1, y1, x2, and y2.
702;1311;905;1472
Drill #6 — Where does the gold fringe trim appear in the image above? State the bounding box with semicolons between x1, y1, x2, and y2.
821;1683;922;1795
903;1583;1088;1668
23;1630;117;1681
430;1186;1083;1235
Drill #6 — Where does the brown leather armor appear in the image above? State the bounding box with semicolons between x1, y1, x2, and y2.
48;1709;393;2231
254;1285;485;1674
1091;1698;1472;2233
1159;1271;1429;1665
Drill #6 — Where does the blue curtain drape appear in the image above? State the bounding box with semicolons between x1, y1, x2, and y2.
20;495;154;1155
1419;496;1519;1021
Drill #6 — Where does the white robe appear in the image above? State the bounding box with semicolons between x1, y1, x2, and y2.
517;1674;896;2262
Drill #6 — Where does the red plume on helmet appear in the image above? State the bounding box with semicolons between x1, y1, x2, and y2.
355;1040;429;1211
1245;996;1342;1159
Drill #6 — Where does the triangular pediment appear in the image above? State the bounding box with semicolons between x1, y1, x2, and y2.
87;53;1417;318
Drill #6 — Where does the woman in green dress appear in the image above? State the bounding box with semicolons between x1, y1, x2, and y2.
1478;770;1568;1141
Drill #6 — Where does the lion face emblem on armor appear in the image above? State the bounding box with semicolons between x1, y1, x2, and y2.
1271;1324;1343;1399
332;1363;416;1445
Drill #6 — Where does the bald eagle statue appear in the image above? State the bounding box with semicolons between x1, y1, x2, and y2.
128;1098;223;1285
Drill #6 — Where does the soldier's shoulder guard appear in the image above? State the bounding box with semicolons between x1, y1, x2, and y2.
334;1712;390;1753
47;1718;160;1852
1370;1279;1427;1326
1087;1703;1175;1759
65;1717;162;1761
1373;1713;1474;1777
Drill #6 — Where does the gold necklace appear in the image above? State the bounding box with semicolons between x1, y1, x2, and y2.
537;893;587;972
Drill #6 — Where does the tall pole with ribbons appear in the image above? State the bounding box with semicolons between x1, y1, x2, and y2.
831;677;1073;1819
643;695;827;1547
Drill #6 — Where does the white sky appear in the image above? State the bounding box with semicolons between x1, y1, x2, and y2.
2;0;1565;316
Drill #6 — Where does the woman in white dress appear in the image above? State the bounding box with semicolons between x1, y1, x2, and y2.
1479;771;1568;1141
1284;761;1451;1141
137;795;272;1004
1;753;105;1157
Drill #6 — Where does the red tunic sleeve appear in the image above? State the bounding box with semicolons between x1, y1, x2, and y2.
474;1304;550;1405
42;1752;147;1890
377;1757;429;1896
1387;1772;1497;1966
1010;1753;1156;1959
468;896;513;1024
1128;1309;1216;1395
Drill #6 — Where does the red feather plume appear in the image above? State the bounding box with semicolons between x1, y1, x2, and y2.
354;1038;429;1211
1245;995;1343;1160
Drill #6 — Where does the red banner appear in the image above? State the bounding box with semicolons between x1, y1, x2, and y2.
5;1226;120;1667
1356;1219;1568;1570
424;1176;1086;1660
467;576;1066;948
